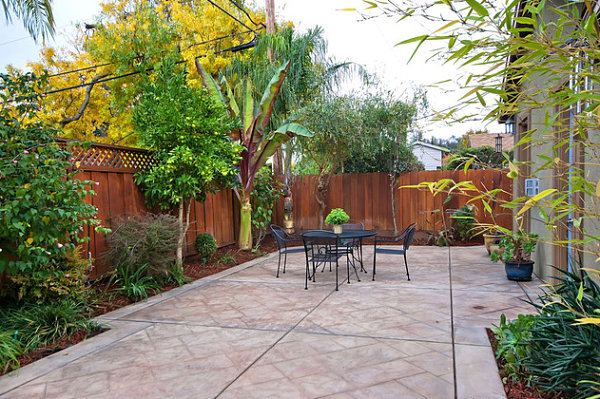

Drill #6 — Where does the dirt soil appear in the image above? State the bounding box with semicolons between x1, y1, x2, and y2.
486;328;568;399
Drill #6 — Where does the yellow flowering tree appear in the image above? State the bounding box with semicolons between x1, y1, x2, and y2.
23;0;264;145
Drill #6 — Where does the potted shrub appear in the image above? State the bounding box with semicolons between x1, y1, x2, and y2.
491;230;539;281
325;208;350;234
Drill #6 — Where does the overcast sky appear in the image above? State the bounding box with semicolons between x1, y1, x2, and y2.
0;0;503;139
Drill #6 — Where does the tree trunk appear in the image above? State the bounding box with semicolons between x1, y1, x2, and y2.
176;197;194;266
315;171;331;229
238;191;253;250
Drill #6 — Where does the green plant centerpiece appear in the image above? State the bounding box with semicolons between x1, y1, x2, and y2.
491;230;538;281
325;208;350;234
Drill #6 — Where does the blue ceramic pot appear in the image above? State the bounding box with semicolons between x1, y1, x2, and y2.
505;260;534;281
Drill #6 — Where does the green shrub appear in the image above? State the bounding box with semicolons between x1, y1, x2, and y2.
251;167;282;247
218;251;236;265
6;248;91;304
0;331;24;373
522;266;600;398
492;313;537;383
109;263;159;301
451;205;476;241
0;301;99;372
106;214;179;278
0;72;104;287
195;233;217;259
325;208;350;225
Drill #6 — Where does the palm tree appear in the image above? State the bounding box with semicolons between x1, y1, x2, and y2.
2;0;55;42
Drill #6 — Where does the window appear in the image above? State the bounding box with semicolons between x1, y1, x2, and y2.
524;178;539;197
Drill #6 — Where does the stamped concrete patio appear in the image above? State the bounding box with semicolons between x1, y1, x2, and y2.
0;245;543;399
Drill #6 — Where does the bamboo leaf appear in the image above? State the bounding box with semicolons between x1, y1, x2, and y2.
465;0;489;17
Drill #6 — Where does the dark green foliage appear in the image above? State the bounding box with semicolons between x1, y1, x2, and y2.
492;313;537;382
109;263;159;301
443;146;512;170
195;233;217;259
0;72;101;282
106;214;179;278
5;248;91;304
343;144;423;174
522;267;600;398
491;230;538;263
0;301;99;371
251;167;282;247
133;60;241;208
451;205;476;241
160;263;190;287
218;251;236;265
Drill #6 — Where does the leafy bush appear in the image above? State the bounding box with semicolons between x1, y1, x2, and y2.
251;167;282;247
0;331;24;373
522;267;600;398
0;72;102;286
491;230;538;263
195;233;217;259
451;205;476;241
0;301;99;371
160;263;190;287
6;248;91;304
110;263;159;301
325;208;350;225
218;251;236;265
443;146;512;170
493;313;537;382
106;214;179;278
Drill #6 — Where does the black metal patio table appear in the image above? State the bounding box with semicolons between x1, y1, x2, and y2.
301;229;376;290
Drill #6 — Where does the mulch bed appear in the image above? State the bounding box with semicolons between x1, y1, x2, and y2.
486;328;568;399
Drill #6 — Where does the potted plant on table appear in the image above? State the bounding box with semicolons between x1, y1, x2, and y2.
490;230;538;281
325;208;350;234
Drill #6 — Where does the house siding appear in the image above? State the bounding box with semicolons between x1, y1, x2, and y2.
413;144;442;171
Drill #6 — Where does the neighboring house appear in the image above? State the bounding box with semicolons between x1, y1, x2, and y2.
468;133;514;152
499;1;600;280
412;141;445;171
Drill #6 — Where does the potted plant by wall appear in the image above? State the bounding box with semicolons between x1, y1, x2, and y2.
490;230;539;281
325;208;350;234
483;228;505;254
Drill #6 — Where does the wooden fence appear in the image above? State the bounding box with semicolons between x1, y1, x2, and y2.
64;141;236;279
289;170;513;232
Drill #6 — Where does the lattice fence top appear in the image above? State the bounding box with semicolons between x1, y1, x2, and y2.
56;139;155;172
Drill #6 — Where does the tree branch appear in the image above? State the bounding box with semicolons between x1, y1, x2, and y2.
60;73;109;127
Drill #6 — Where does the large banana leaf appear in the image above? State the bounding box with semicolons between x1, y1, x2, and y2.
255;60;291;130
195;59;225;107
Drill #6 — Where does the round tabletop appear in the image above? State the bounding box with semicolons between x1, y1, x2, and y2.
301;229;377;239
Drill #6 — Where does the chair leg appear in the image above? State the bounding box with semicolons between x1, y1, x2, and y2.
335;258;339;291
347;253;351;283
404;252;411;281
283;252;287;274
276;251;282;278
372;245;377;281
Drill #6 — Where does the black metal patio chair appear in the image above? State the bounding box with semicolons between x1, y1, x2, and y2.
372;223;417;281
341;219;365;273
302;230;349;290
270;224;304;278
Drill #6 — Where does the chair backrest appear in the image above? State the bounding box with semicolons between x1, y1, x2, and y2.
302;230;339;256
396;222;416;241
342;219;364;231
403;226;417;251
270;224;287;250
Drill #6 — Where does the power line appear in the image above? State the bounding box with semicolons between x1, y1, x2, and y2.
43;40;256;95
228;0;266;28
205;0;255;32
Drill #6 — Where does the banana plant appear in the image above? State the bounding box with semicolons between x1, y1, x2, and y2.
196;59;312;250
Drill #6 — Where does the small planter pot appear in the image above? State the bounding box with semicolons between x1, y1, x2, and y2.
333;225;343;234
505;260;534;281
484;233;503;254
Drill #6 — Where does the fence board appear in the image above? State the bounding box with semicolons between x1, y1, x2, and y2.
289;170;513;233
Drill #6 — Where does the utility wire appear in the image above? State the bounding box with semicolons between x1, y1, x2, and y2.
42;40;256;95
228;0;266;28
205;0;255;32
